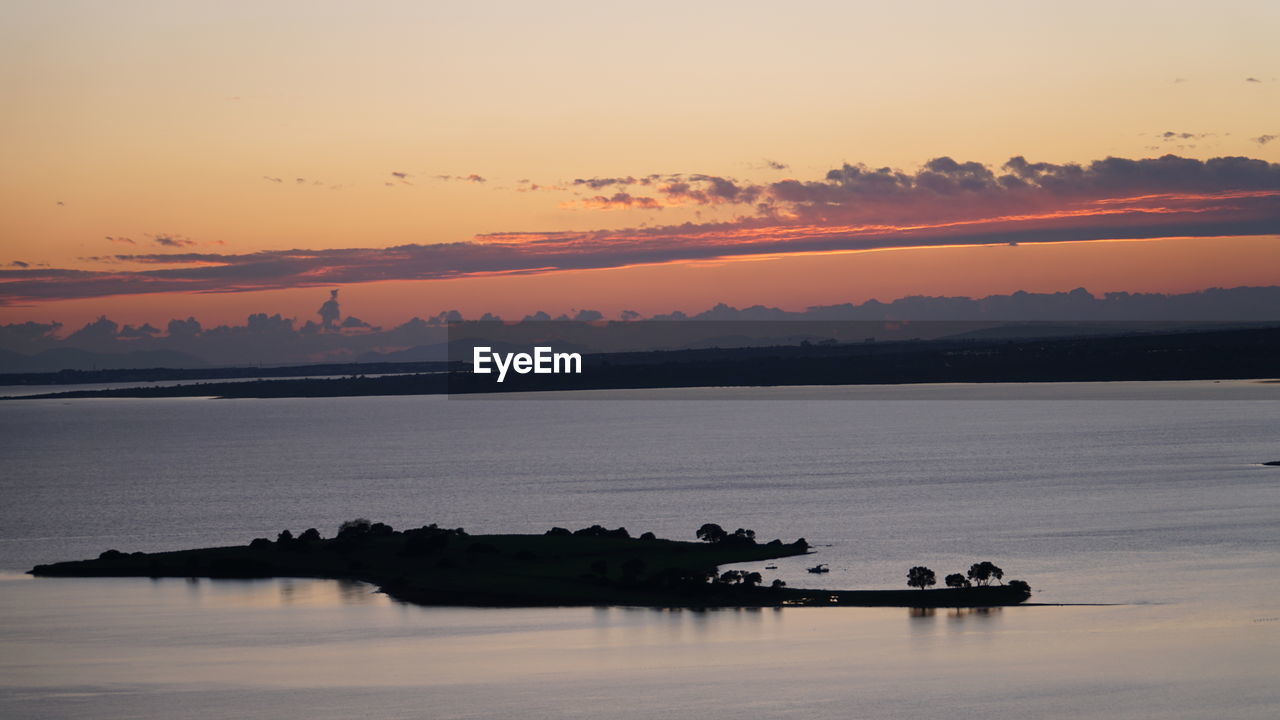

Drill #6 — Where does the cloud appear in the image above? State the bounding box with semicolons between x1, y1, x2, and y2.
1160;131;1212;141
1246;77;1263;83
763;159;789;170
568;192;664;210
437;174;486;183
7;261;29;268
151;234;197;248
118;322;161;338
515;179;565;192
1254;135;1277;146
4;154;1279;305
263;176;283;183
658;175;760;206
168;316;202;338
105;236;135;245
573;176;650;189
571;174;759;207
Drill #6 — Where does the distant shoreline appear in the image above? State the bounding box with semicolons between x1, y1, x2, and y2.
5;324;1280;400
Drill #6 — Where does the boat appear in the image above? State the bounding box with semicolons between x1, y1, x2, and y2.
806;563;829;573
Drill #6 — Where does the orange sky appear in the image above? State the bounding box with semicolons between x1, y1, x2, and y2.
2;1;1279;329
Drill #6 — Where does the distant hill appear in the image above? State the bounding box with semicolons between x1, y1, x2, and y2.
0;348;209;374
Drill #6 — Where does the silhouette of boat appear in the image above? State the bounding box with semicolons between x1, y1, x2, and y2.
807;564;829;574
765;564;778;570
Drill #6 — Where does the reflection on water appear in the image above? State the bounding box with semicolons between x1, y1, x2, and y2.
909;606;1002;620
0;575;1276;720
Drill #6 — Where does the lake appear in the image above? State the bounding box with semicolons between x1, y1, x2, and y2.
1;381;1278;718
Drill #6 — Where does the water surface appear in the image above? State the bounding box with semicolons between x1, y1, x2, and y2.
1;381;1277;718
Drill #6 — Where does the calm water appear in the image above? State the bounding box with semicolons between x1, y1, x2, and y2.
1;382;1278;718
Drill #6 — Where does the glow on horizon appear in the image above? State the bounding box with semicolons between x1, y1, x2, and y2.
2;1;1279;327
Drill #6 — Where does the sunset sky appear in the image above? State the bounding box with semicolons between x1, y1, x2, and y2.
2;0;1279;329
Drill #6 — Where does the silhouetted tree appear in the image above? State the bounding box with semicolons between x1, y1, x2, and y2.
299;528;321;543
573;524;629;539
276;529;294;544
1007;580;1031;596
696;523;727;543
967;561;1004;586
770;579;786;590
742;571;763;587
907;566;936;590
338;518;372;538
945;573;970;589
639;531;656;541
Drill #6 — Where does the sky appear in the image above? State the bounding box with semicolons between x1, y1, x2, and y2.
2;0;1279;330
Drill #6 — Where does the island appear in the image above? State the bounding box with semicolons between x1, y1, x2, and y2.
28;520;1033;608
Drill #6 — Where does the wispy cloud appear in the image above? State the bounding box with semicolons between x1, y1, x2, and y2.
3;154;1279;304
151;234;197;248
565;193;665;210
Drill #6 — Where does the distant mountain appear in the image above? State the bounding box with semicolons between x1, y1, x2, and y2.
359;339;593;363
0;348;209;374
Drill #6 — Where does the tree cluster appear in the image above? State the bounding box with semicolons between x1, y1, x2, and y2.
695;523;757;546
907;561;1010;590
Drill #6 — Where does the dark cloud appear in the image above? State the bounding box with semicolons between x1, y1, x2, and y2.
1254;135;1277;146
0;320;62;352
118;323;161;338
167;317;202;338
658;175;761;206
263;176;284;183
4;154;1279;305
573;176;649;189
572;174;758;206
436;174;486;183
572;192;664;210
340;315;376;330
7;261;29;268
1245;77;1262;83
764;159;789;170
106;236;135;245
1160;131;1212;141
151;234;197;248
65;316;120;345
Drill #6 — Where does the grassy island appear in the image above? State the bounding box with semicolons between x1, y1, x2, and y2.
29;520;1032;608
